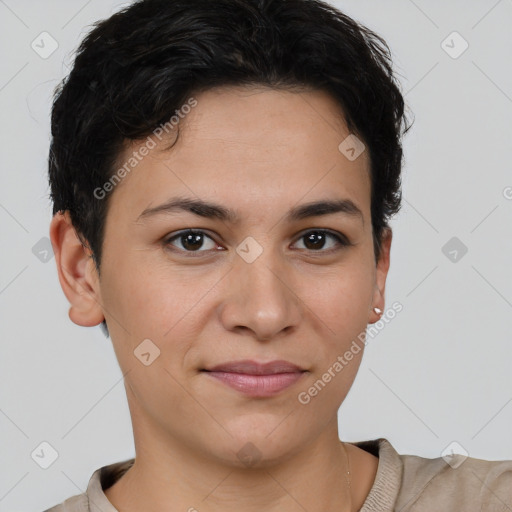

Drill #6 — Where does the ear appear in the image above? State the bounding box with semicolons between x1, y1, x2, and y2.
49;211;105;327
369;228;392;324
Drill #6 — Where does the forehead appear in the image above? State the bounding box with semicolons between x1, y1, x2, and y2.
107;85;372;224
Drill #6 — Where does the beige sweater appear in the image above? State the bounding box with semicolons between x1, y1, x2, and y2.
44;438;512;511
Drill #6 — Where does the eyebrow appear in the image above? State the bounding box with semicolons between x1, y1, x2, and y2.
136;196;364;224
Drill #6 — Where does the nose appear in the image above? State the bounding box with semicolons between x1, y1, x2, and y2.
218;247;302;341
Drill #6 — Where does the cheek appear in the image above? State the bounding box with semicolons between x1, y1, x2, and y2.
306;263;374;337
101;248;191;332
103;259;221;370
123;358;211;442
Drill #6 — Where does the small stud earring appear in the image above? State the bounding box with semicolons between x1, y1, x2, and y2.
373;307;382;315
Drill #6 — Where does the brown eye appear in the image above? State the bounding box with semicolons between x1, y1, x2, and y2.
293;230;350;252
165;229;218;253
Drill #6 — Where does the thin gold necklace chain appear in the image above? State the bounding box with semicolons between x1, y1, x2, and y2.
341;441;352;511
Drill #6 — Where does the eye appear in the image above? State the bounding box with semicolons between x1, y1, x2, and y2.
292;229;351;252
165;229;220;254
164;228;351;256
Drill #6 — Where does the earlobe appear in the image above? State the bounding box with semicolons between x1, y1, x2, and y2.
49;211;105;327
370;228;392;323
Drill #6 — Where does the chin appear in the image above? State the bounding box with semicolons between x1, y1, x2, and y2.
213;416;306;469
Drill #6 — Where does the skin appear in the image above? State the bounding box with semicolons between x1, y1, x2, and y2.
50;85;392;512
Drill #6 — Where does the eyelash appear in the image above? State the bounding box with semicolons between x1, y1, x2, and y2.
163;229;352;257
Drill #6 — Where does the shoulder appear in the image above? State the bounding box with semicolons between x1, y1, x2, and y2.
42;492;88;512
42;458;134;512
397;445;512;511
353;438;512;511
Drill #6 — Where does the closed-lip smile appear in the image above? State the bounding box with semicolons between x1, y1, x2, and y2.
202;359;307;397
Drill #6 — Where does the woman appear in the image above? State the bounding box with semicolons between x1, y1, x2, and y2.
45;0;512;510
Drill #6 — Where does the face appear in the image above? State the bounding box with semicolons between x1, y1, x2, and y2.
53;85;391;467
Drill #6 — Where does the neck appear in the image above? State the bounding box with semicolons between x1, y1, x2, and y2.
105;404;353;512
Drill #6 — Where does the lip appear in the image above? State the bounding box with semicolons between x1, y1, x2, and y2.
202;359;307;397
205;359;305;375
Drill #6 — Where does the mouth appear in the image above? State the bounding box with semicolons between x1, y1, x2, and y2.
201;359;307;397
203;359;305;375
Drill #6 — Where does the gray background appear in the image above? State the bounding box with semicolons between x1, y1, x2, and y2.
1;0;511;510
